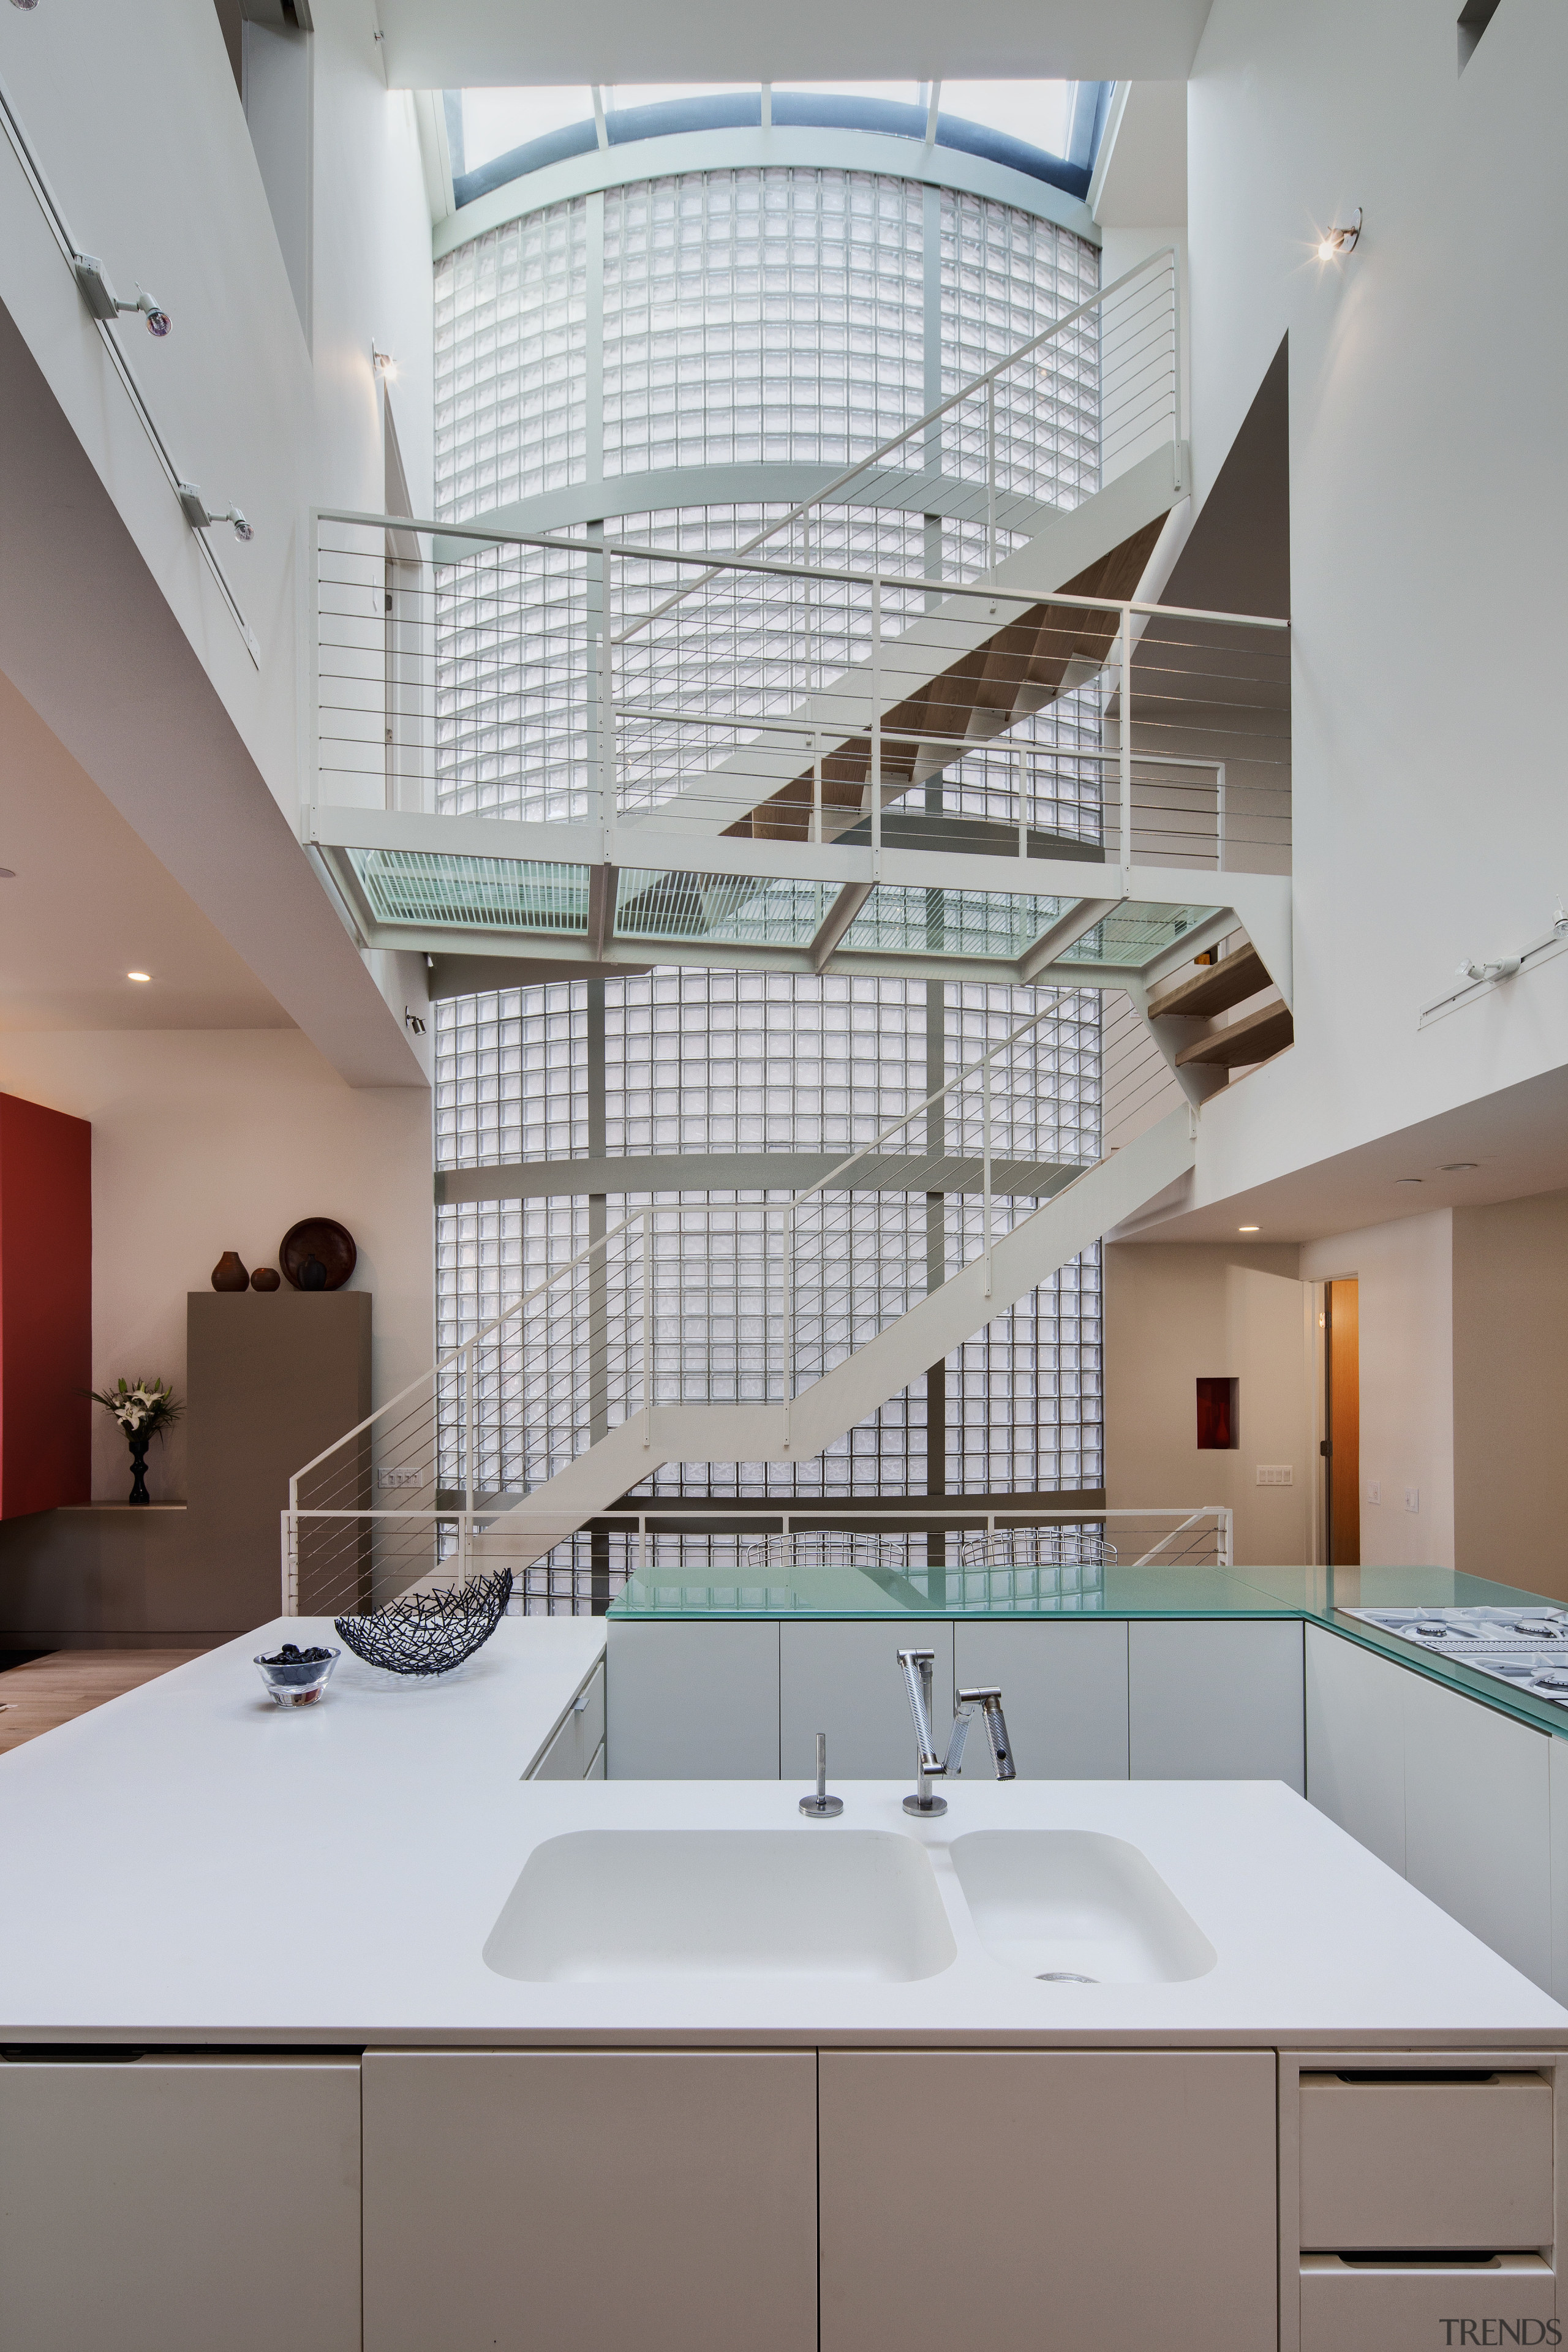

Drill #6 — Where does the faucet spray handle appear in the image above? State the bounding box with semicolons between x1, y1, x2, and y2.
799;1729;843;1817
959;1686;1017;1781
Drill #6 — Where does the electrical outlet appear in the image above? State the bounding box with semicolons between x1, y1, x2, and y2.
1365;1480;1381;1506
1405;1485;1419;1514
377;1466;423;1490
1256;1464;1293;1487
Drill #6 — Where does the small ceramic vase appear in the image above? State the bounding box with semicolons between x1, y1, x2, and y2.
211;1251;249;1292
250;1267;281;1292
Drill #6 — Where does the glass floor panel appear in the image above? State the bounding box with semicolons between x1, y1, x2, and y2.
1057;901;1221;968
839;884;1077;960
614;869;829;948
347;848;590;931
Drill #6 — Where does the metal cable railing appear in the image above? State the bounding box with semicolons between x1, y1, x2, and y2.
284;987;1121;1618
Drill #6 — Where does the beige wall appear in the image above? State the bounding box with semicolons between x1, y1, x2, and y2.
1104;1241;1313;1564
1301;1211;1455;1573
1452;1191;1568;1605
0;1030;432;1503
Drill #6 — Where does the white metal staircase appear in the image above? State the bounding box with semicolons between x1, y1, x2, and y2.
284;997;1197;1616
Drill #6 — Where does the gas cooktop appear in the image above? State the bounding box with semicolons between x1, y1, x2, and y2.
1343;1605;1568;1709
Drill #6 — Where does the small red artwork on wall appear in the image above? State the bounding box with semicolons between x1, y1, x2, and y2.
1196;1376;1238;1451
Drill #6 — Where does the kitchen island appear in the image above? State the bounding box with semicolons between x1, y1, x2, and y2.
1;1610;1567;2351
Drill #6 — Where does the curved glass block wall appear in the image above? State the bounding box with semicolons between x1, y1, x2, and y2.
430;141;1107;1604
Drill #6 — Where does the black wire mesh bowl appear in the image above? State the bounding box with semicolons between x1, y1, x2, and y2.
334;1567;513;1676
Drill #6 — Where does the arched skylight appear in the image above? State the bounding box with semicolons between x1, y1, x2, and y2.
447;81;1109;204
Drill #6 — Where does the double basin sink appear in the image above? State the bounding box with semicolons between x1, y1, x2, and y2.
484;1826;1216;1988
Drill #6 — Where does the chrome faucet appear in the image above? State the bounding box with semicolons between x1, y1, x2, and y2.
897;1646;1016;1817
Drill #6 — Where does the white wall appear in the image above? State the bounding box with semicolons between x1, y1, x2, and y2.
0;1033;432;1502
1104;1240;1314;1562
1302;1210;1455;1570
1182;0;1568;1208
0;0;434;1079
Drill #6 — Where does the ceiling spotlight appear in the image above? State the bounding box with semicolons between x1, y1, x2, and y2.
177;483;252;543
1316;208;1362;262
127;970;151;983
73;253;170;337
10;2;39;13
1458;954;1520;983
372;347;398;381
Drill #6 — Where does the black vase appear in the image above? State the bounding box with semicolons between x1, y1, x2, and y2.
127;1432;151;1507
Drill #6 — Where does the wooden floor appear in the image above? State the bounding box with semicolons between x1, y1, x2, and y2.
0;1650;210;1754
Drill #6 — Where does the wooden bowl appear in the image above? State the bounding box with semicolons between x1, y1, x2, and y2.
279;1218;357;1292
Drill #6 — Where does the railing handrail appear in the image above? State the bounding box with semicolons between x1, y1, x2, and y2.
314;503;1289;634
287;1502;1229;1526
289;987;1099;1496
788;987;1087;1213
609;246;1180;646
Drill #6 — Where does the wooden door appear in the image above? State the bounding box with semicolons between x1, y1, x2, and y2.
820;2050;1277;2352
1327;1278;1360;1566
0;2055;361;2352
362;2049;818;2352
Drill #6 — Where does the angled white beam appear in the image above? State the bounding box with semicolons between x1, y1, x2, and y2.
1018;895;1123;983
810;881;874;972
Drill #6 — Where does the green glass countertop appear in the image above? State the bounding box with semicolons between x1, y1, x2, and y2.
607;1561;1568;1741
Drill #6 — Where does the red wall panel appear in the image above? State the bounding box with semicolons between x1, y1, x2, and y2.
0;1091;92;1518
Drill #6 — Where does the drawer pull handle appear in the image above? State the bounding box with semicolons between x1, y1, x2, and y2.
1332;2070;1503;2086
1329;2253;1505;2269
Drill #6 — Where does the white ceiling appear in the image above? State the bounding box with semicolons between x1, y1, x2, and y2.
375;0;1216;89
0;671;294;1033
1119;1063;1568;1249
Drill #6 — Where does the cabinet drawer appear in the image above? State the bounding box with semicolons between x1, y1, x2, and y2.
529;1665;605;1780
1299;2072;1553;2250
1300;2254;1555;2352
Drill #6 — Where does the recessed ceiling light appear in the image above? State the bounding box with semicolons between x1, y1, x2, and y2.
0;868;15;879
1238;1224;1259;1232
127;970;151;982
1441;1161;1479;1172
1394;1176;1422;1185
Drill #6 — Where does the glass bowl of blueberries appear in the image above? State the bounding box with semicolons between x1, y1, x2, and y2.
254;1641;340;1708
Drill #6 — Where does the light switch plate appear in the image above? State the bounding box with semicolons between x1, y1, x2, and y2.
378;1466;423;1489
1365;1480;1381;1505
1404;1485;1419;1513
1256;1464;1293;1487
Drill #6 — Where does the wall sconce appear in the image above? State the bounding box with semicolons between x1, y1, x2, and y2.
1316;208;1363;262
178;483;253;543
372;347;399;382
74;253;171;337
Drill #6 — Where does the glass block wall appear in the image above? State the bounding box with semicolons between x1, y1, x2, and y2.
429;153;1105;1605
431;168;1104;831
435;974;1103;1507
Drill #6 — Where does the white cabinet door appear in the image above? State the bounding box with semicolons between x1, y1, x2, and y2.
605;1620;780;1776
780;1621;952;1781
1304;1626;1406;1873
363;2050;817;2352
0;2055;361;2352
528;1662;605;1779
1403;1668;1551;1990
1129;1618;1305;1788
820;2051;1276;2352
952;1621;1129;1777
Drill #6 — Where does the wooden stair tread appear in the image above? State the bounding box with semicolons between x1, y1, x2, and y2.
1149;940;1270;1020
1174;996;1295;1069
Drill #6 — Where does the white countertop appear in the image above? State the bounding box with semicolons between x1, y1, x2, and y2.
1;1618;1563;2050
